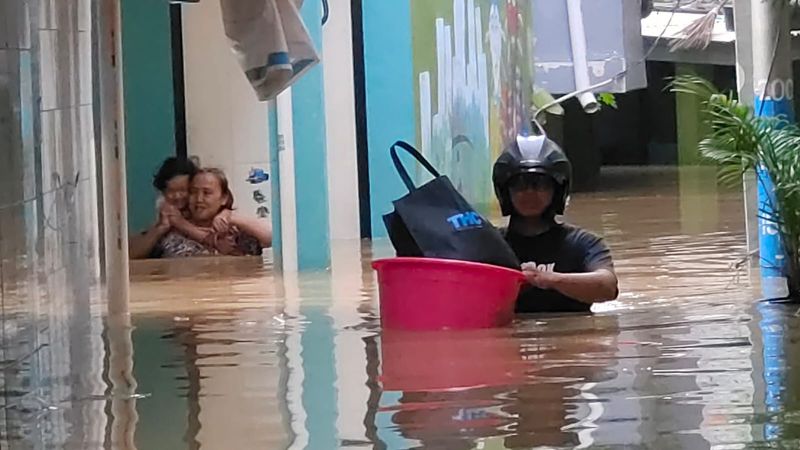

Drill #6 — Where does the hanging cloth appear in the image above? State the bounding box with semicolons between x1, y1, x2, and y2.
219;0;320;101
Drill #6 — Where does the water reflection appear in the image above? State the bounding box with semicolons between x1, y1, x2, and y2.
107;313;139;450
132;310;293;450
756;301;800;446
9;167;800;449
372;316;620;449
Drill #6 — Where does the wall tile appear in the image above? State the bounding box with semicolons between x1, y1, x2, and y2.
77;0;90;32
78;31;91;105
0;48;9;74
1;0;32;50
38;29;57;110
40;0;58;30
40;108;62;193
2;1;101;446
58;106;78;178
0;0;7;47
0;50;25;210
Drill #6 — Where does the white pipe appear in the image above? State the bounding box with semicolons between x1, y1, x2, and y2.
276;89;298;272
566;0;600;114
534;77;615;122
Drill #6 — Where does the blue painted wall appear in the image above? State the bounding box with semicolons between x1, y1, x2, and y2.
362;0;416;238
754;96;794;284
120;0;177;233
292;0;331;270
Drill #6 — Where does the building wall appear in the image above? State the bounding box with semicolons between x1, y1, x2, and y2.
363;0;535;237
322;0;360;241
120;0;176;233
0;0;105;446
182;0;361;244
181;1;272;225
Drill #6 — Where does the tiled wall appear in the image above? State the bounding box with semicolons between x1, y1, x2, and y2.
0;0;106;447
181;0;272;228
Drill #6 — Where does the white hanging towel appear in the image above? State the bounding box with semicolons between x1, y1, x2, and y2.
219;0;320;101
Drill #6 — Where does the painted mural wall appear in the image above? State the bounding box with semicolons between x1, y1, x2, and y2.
411;0;534;210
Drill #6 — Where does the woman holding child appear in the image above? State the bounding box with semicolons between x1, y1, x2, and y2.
129;158;272;259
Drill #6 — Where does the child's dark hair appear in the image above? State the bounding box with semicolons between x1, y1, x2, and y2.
153;157;198;192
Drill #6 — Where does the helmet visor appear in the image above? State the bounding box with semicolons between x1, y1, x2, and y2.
507;172;555;193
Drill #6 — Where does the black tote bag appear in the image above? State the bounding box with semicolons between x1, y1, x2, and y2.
382;141;520;270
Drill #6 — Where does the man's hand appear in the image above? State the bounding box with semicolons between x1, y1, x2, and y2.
521;262;619;304
522;263;562;290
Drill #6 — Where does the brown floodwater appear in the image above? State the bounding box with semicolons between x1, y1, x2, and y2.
6;166;800;449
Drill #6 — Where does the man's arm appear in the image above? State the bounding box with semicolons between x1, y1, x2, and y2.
522;228;619;304
523;268;619;304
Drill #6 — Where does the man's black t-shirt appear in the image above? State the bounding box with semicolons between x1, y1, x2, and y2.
503;223;615;313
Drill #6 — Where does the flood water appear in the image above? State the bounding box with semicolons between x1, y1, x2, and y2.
6;166;800;449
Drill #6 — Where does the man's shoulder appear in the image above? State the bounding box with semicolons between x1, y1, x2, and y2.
558;223;606;246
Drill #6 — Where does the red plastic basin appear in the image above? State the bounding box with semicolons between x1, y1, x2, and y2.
371;257;526;330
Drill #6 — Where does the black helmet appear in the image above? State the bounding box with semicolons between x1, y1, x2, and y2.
492;134;572;217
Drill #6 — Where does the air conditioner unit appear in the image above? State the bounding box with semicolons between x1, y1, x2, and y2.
533;0;648;95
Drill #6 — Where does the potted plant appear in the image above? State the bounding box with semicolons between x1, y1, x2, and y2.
671;74;800;299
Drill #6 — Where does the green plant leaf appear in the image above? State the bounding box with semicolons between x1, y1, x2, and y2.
597;93;617;109
672;73;800;293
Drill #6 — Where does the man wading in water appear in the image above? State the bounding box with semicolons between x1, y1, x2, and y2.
492;134;619;313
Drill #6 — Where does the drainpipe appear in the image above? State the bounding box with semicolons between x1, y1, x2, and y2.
565;0;599;114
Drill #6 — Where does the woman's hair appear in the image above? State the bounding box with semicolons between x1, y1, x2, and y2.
193;167;235;211
153;157;198;191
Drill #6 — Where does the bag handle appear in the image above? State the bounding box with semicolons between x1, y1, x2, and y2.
390;141;441;191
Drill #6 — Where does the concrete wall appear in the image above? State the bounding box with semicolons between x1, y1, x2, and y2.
181;1;272;224
0;0;105;446
323;0;360;241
